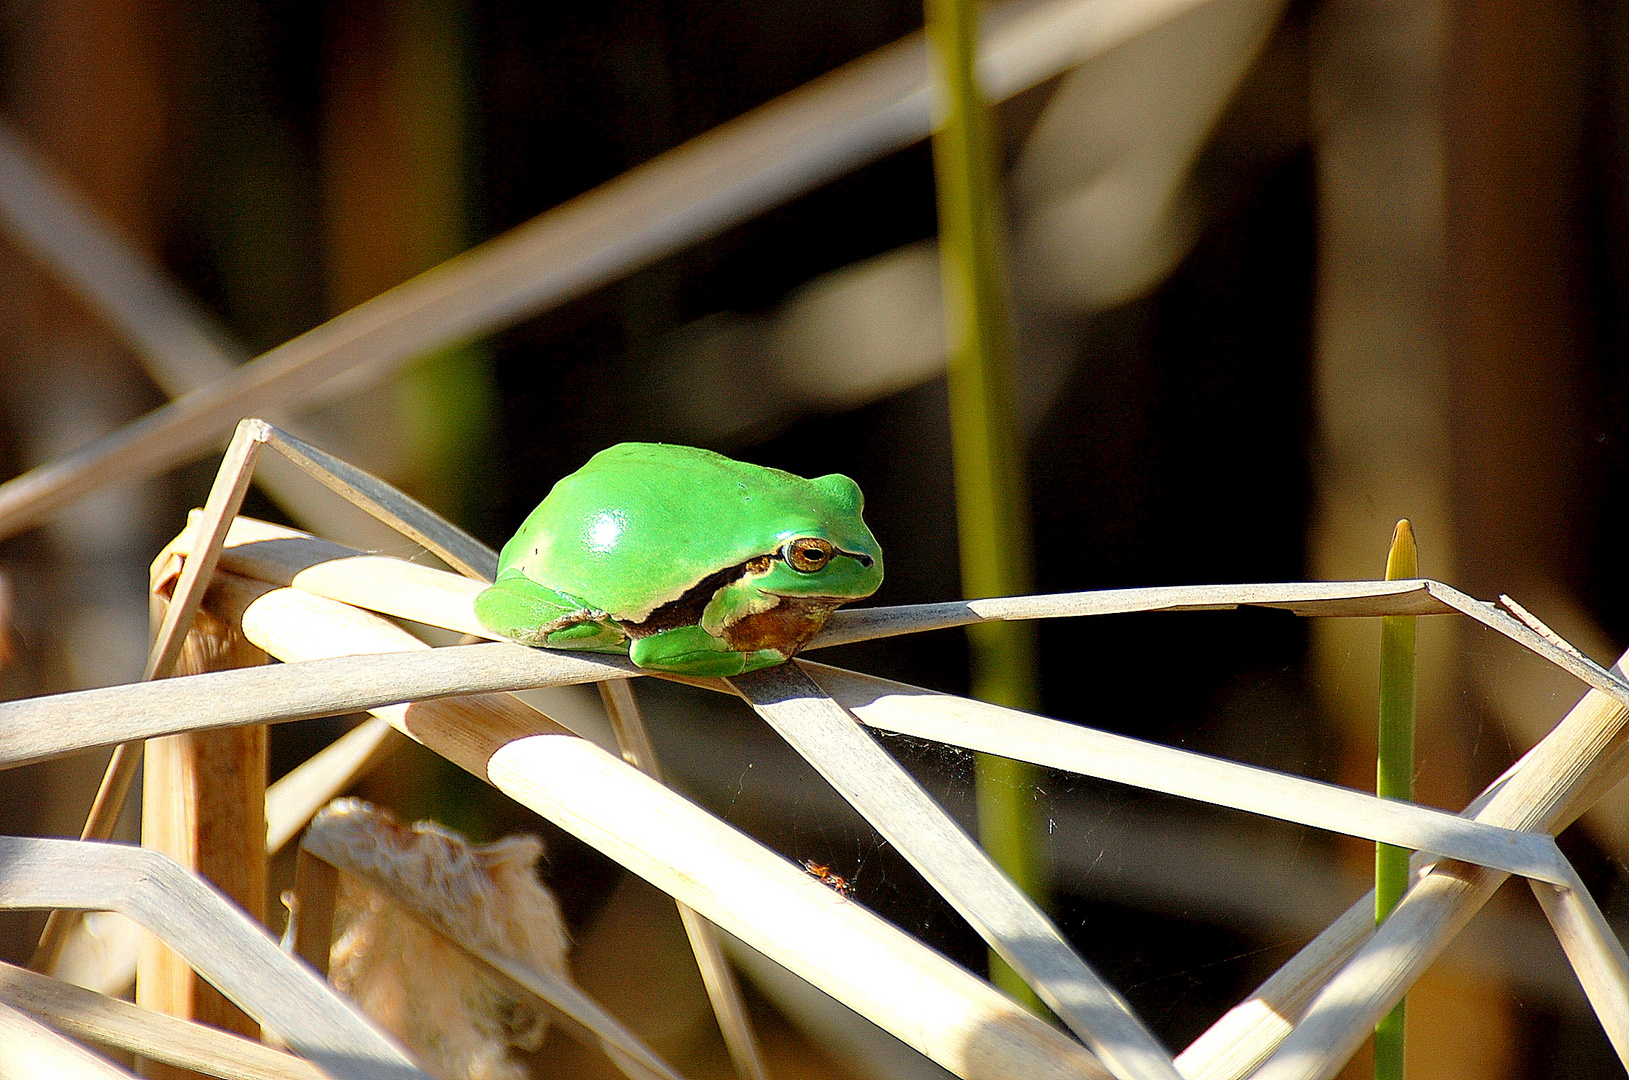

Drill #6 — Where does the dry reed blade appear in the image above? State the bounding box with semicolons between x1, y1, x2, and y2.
798;663;1571;884
1528;868;1629;1066
0;837;426;1080
258;425;496;581
0;997;140;1080
29;421;275;974
599;680;771;1080
824;582;1629;710
0;0;1226;541
0;960;327;1080
1182;644;1629;1080
266;716;405;854
215;573;1114;1080
0;639;631;770
730;662;1180;1080
216;517;493;638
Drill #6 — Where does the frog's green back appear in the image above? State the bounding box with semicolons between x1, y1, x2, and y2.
498;443;881;621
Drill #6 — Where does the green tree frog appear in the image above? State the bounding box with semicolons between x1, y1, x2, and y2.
475;443;883;677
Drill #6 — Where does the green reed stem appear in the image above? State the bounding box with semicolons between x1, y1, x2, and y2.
394;0;495;534
924;0;1046;1010
1375;519;1417;1080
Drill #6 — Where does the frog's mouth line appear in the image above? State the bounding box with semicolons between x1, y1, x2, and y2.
622;550;869;640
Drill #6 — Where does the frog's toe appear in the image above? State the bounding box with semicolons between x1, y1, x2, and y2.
736;648;793;674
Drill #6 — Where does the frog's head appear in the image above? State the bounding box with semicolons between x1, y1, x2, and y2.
752;472;884;603
693;472;883;658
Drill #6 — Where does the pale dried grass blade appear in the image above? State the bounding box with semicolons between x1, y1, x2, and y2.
0;639;628;771
1530;872;1629;1066
208;515;1629;724
729;663;1179;1080
801;663;1572;884
219;576;1111;1080
822;581;1629;709
1420;579;1629;717
0;120;250;393
485;733;1112;1080
0;960;328;1080
0;996;138;1079
267;717;406;854
0;836;426;1080
31;422;277;974
146;421;273;682
1187;647;1629;1080
817;582;1458;651
0;0;1227;541
216;517;492;638
600;679;770;1080
259;426;496;581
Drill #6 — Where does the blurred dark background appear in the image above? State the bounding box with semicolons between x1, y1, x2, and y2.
3;0;1629;1076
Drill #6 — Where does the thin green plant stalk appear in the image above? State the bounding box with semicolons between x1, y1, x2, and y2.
394;0;496;535
923;0;1047;1010
1375;519;1417;1080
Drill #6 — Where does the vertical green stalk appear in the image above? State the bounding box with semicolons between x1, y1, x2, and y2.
395;0;494;532
923;0;1046;1009
381;0;498;831
1375;519;1417;1080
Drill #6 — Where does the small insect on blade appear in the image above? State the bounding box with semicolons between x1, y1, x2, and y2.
800;858;853;898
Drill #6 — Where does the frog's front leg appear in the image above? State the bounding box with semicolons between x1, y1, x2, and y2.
475;572;627;652
628;625;787;677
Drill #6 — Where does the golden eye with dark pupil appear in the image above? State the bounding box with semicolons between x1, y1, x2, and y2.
783;537;833;572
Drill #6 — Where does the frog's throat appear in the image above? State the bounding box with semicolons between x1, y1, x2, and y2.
716;595;844;654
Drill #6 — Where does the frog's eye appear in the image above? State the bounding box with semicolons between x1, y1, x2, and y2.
783;537;834;573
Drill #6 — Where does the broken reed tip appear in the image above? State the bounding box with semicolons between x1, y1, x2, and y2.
1386;520;1417;581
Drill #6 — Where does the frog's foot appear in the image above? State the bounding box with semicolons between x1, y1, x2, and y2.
540;622;630;653
629;625;788;677
475;573;625;651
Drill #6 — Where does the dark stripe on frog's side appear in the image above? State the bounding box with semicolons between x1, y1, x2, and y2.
623;555;775;638
623;547;870;654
